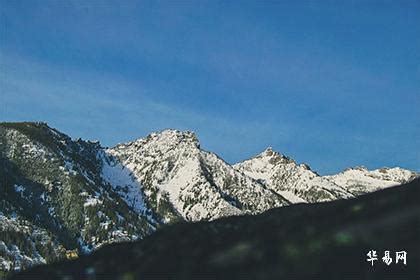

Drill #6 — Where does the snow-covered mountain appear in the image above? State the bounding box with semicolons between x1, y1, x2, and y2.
234;148;417;202
107;130;287;222
1;122;417;272
324;166;418;195
233;148;354;203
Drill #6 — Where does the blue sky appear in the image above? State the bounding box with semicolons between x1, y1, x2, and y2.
1;0;419;174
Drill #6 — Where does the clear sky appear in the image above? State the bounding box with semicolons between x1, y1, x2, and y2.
1;0;419;174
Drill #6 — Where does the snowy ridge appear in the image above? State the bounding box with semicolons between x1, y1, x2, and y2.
324;166;418;195
233;148;354;203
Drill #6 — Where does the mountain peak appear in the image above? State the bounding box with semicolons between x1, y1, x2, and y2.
262;146;274;155
254;147;293;165
157;129;198;141
116;129;200;153
144;129;200;149
257;146;280;158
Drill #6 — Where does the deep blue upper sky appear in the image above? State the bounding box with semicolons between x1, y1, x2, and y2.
1;0;419;174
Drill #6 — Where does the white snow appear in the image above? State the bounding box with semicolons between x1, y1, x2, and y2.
325;167;417;194
100;151;148;216
277;191;307;203
83;197;102;207
163;158;198;214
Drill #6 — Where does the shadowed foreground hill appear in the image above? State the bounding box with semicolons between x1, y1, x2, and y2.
12;179;420;280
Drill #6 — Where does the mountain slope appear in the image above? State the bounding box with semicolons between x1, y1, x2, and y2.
0;210;63;271
12;178;420;280
0;122;154;271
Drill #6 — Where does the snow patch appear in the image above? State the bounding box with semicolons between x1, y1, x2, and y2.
100;151;149;217
83;197;102;207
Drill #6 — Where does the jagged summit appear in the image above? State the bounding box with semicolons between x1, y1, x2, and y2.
255;147;281;158
143;129;199;147
239;147;294;167
261;146;275;155
258;147;280;160
113;129;200;154
238;147;294;167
